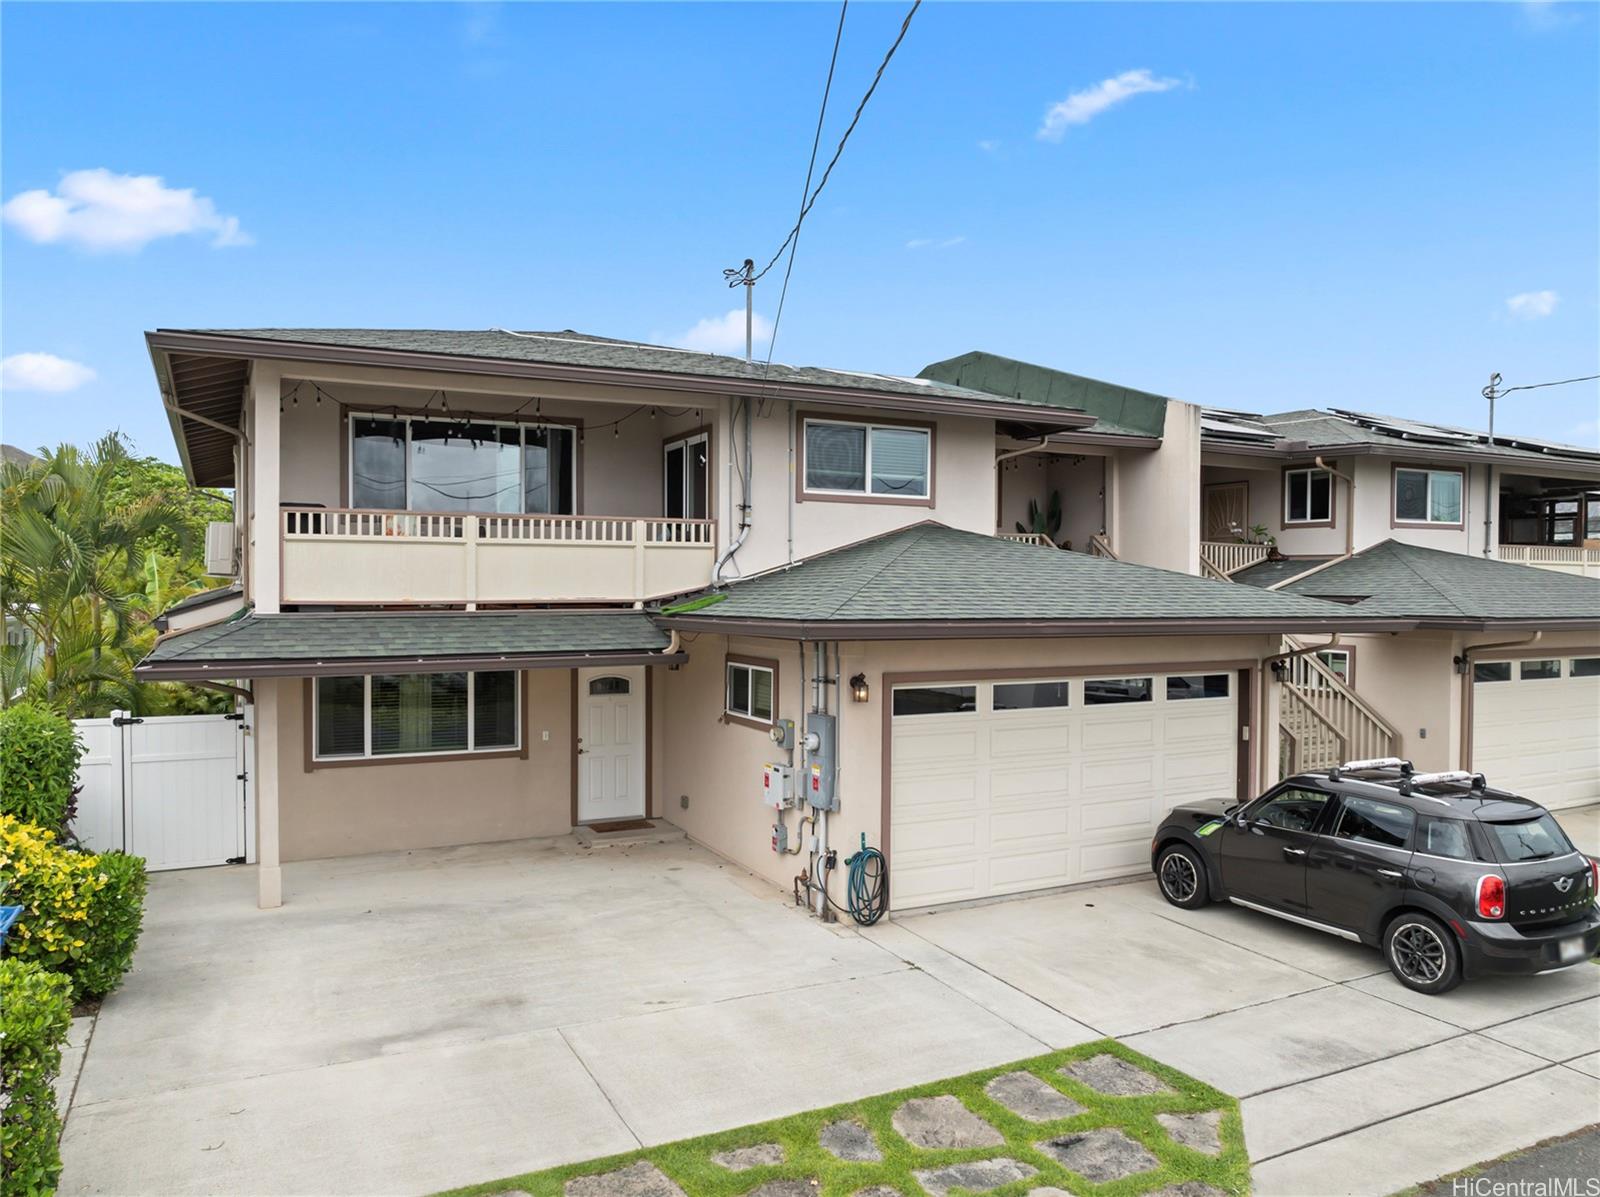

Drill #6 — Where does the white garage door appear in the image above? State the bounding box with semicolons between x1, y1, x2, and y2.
1472;655;1600;811
890;671;1240;908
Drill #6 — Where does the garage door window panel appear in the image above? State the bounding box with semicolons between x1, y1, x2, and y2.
1167;674;1230;700
893;685;977;716
1084;677;1153;705
993;681;1070;711
1474;662;1512;683
1571;658;1600;678
1520;659;1561;680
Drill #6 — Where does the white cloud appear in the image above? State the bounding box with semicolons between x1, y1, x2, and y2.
2;169;251;252
1;352;96;393
1521;0;1579;32
1506;290;1559;319
977;139;1000;153
672;309;775;355
1037;69;1183;141
906;236;966;251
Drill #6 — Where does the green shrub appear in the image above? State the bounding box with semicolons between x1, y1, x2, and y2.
0;814;147;1000
0;958;73;1196
74;851;147;999
0;704;85;834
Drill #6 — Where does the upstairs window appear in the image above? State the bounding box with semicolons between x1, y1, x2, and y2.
1394;467;1463;525
802;418;930;501
1284;467;1333;524
349;414;574;515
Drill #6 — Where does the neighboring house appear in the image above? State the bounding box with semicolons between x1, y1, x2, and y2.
133;329;1599;913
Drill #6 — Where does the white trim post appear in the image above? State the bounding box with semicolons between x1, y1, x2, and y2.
254;679;283;909
251;363;283;614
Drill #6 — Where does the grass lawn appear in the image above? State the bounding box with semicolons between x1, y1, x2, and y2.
439;1038;1249;1197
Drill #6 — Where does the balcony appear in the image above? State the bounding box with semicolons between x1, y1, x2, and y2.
1200;540;1272;578
1498;543;1600;579
281;508;716;606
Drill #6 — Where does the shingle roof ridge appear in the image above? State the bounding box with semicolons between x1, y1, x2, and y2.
814;524;939;618
1371;540;1471;617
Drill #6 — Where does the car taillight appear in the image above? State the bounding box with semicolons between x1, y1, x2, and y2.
1477;875;1505;920
1590;857;1599;901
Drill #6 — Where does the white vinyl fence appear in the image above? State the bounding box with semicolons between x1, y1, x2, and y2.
73;711;252;871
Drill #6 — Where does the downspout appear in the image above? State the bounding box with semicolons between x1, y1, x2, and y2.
659;629;681;656
1455;631;1541;773
713;395;754;584
1314;456;1354;560
995;436;1050;534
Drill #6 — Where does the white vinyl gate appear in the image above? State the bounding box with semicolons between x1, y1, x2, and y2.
73;711;250;871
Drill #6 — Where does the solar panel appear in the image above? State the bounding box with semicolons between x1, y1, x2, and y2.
1330;409;1478;444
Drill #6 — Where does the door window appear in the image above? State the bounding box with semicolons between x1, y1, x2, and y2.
588;676;631;696
1250;788;1329;832
1332;796;1413;849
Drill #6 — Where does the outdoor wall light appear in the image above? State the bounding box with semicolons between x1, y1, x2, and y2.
849;673;870;703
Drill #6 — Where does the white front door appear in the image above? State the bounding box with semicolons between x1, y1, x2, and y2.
577;666;647;823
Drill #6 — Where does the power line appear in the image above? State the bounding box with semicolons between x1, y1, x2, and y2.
1493;373;1600;398
736;0;921;289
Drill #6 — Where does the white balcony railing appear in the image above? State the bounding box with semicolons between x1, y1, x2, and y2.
1498;544;1600;579
281;507;716;605
1200;540;1272;577
997;531;1057;548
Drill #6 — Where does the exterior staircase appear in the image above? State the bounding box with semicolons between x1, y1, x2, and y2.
1277;641;1399;776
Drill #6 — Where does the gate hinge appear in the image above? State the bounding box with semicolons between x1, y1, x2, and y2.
224;856;245;865
236;772;249;781
112;715;145;727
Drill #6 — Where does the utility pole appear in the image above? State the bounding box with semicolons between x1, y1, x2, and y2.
1482;372;1501;558
724;258;756;362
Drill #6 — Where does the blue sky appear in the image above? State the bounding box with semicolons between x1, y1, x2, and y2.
3;1;1596;465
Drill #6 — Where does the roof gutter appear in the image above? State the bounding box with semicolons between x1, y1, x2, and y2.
146;331;1098;431
1201;436;1600;477
652;615;1418;640
135;648;688;681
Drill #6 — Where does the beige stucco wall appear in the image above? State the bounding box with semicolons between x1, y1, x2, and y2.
998;450;1107;551
661;632;1278;905
272;668;575;861
1112;402;1202;574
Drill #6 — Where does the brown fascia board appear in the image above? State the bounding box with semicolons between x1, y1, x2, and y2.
134;649;687;680
1411;617;1600;632
1200;434;1600;477
146;340;205;487
145;330;1097;430
652;615;1419;640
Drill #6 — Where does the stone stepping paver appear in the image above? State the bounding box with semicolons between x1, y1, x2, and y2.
984;1071;1085;1122
1157;1110;1223;1155
852;1189;902;1197
744;1182;818;1197
1060;1053;1174;1096
564;1161;685;1197
820;1119;882;1162
1037;1128;1161;1183
891;1095;1003;1149
1148;1185;1230;1197
710;1143;785;1170
913;1158;1039;1197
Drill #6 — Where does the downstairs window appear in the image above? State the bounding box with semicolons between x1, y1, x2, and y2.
313;670;519;760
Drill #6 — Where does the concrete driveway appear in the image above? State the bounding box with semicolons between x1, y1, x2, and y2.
60;820;1600;1197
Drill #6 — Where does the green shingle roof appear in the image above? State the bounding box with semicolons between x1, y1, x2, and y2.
918;351;1169;438
167;328;1083;413
1233;557;1337;589
1278;540;1600;623
657;524;1409;634
137;610;675;678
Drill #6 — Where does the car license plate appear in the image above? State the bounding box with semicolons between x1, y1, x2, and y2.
1559;936;1587;964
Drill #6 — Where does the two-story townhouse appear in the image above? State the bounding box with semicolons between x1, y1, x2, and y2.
896;351;1600;814
137;328;1417;914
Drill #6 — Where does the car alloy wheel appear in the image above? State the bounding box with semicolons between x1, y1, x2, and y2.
1390;921;1447;984
1159;851;1199;903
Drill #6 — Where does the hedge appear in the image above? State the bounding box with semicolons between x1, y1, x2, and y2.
0;814;147;1000
0;958;73;1196
0;704;84;835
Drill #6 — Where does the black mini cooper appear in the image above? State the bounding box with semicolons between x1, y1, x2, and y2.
1151;760;1600;994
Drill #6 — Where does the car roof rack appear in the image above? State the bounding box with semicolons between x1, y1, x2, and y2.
1397;770;1487;797
1327;757;1412;783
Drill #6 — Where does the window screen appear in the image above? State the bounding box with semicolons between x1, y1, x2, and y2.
804;423;867;492
993;681;1069;710
869;427;929;497
315;676;366;758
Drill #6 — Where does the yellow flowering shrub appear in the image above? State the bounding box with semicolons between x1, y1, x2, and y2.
0;814;107;976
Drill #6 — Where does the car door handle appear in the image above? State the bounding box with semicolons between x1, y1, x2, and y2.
1283;847;1307;857
1377;868;1403;878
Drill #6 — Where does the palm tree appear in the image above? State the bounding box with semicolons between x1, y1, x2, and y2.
1;434;190;713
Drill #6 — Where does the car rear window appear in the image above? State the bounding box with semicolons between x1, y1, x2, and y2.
1485;815;1574;863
